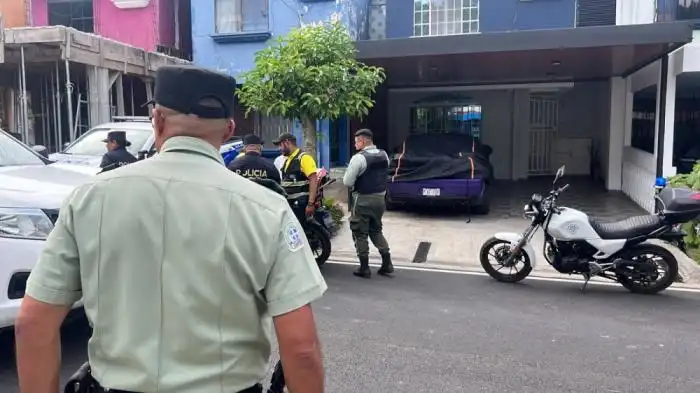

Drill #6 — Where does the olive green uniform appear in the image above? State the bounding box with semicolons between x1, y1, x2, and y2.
25;136;327;393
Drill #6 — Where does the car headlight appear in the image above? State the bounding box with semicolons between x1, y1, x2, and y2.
0;208;54;240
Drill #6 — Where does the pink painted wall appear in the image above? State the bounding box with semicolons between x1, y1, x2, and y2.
30;0;48;26
30;0;175;52
94;0;158;51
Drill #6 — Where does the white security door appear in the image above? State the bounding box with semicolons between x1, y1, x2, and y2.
528;93;559;175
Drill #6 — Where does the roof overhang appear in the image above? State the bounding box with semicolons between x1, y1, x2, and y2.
355;22;694;88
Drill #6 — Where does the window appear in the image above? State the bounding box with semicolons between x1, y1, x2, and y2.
0;130;46;167
677;0;700;20
215;0;269;34
630;86;657;154
64;128;153;157
413;0;479;37
410;105;482;138
48;0;94;33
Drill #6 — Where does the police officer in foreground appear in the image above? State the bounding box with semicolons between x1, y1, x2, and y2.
15;65;327;393
228;134;281;184
274;132;320;223
99;130;137;173
343;128;394;279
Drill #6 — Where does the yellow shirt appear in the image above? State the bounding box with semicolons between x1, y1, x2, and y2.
283;148;317;177
25;136;327;393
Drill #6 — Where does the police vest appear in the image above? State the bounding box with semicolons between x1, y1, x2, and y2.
355;149;389;194
235;167;270;179
281;151;310;201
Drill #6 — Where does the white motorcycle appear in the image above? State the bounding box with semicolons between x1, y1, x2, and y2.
479;165;700;294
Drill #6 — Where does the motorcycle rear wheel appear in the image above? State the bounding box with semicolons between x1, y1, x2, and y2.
616;243;679;295
479;237;533;283
306;224;331;267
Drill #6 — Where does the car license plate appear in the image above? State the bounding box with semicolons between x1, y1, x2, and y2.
422;188;440;197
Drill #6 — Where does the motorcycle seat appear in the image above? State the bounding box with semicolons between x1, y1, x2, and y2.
588;215;664;240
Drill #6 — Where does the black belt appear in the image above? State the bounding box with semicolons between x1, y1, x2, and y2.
94;384;262;393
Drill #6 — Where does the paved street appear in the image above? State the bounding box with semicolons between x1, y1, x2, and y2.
2;263;700;392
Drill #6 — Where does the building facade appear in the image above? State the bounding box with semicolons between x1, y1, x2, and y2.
0;0;191;151
190;0;698;213
192;0;369;169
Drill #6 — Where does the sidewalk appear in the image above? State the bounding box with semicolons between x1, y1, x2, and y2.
329;207;700;286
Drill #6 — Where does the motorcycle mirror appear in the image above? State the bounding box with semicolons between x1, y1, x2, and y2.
554;165;566;184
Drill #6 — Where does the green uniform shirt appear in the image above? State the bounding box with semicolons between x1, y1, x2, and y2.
25;136;327;392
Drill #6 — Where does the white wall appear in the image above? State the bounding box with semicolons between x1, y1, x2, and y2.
616;0;655;25
386;83;610;180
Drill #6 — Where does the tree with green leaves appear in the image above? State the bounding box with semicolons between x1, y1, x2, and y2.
235;19;385;162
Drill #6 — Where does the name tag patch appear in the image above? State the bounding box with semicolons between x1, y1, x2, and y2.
284;222;304;252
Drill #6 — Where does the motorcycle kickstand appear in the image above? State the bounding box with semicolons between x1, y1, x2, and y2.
580;273;591;293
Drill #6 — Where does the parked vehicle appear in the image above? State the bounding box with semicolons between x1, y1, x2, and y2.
386;133;493;214
47;116;277;170
0;129;92;331
479;165;700;294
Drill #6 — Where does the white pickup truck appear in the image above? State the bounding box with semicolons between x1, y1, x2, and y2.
0;130;93;331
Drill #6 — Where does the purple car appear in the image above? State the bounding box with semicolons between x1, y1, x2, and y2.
385;134;493;214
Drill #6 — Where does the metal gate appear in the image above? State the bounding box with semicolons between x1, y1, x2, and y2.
528;93;559;175
254;114;293;147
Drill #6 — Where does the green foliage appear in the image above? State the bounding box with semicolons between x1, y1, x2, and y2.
235;20;386;122
322;197;345;227
668;161;700;259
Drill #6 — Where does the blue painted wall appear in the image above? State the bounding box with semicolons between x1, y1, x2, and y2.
385;0;576;39
192;0;369;79
480;0;576;32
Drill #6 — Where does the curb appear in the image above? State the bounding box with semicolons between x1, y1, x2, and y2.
326;255;700;290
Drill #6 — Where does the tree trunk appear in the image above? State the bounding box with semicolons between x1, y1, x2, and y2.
301;117;318;164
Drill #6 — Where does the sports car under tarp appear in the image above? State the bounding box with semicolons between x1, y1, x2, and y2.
386;133;493;213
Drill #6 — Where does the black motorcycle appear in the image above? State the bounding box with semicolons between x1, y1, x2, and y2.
249;177;334;267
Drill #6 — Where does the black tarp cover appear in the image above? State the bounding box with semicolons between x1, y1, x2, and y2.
388;134;494;183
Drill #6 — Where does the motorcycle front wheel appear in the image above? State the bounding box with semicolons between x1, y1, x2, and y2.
616;244;679;295
479;237;533;283
305;224;332;267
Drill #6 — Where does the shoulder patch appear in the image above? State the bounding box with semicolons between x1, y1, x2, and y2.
284;221;305;252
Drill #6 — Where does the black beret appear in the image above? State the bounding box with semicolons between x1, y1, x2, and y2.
147;65;237;119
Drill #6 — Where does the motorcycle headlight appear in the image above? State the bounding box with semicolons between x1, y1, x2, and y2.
0;208;54;240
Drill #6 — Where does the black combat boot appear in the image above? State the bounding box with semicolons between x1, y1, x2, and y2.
353;256;371;278
378;253;394;276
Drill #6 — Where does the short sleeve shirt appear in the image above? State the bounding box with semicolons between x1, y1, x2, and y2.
25;136;327;393
283;148;317;177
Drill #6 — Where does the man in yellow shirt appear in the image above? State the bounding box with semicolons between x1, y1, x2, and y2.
273;132;319;222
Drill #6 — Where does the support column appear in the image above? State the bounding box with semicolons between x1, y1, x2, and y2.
607;77;626;190
144;78;154;112
110;71;125;116
88;66;111;127
655;55;675;178
660;55;677;178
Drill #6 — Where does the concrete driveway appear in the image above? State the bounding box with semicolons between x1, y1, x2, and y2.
330;177;700;284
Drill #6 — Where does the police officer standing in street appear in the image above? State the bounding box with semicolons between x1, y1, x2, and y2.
274;132;320;222
343;128;394;279
15;65;326;393
228;134;281;184
99;130;137;172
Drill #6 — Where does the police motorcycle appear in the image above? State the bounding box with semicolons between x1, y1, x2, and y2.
479;165;700;294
